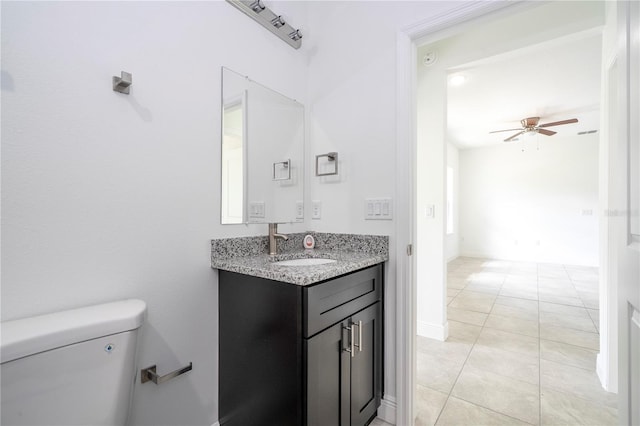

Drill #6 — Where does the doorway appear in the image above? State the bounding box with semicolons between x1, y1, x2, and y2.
394;1;622;425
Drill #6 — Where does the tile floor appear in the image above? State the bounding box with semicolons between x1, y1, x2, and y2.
372;257;617;426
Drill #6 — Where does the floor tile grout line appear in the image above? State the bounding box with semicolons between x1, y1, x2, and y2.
539;355;604;374
452;260;542;425
538;336;599;353
436;258;611;426
479;262;540;425
499;292;590;309
435;392;539;426
566;264;601;333
434;262;494;426
537;381;619;411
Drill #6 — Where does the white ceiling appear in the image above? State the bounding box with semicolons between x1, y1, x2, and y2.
447;33;602;149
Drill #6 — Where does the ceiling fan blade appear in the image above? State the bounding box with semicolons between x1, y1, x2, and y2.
538;129;558;136
538;128;557;136
504;131;524;142
539;118;578;127
489;128;523;134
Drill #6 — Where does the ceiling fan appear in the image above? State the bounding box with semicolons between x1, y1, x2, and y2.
490;116;578;142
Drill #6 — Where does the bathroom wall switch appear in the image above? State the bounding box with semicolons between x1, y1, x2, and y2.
296;201;304;219
425;204;435;218
312;200;322;219
365;198;393;220
382;201;390;216
367;202;374;216
249;202;265;218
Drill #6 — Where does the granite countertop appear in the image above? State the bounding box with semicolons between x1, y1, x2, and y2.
211;233;388;286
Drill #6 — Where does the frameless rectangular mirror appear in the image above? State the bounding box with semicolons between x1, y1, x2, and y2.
221;67;304;224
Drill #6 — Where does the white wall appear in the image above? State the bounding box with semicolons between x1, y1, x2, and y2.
458;135;600;266
446;143;460;261
1;2;309;425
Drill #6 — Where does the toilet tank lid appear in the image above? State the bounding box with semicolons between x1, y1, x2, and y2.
1;299;147;364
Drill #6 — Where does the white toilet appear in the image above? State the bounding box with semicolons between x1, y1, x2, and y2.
1;299;147;426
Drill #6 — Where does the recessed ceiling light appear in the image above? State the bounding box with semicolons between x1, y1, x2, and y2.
449;74;466;86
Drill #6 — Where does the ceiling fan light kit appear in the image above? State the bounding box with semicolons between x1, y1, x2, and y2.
490;116;579;142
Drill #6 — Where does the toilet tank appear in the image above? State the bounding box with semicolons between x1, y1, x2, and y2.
1;299;147;426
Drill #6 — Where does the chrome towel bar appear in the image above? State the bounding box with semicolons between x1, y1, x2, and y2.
141;362;192;385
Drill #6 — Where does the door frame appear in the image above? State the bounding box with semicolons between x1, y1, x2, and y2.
597;47;619;394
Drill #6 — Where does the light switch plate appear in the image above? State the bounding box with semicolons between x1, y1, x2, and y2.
425;204;435;218
312;200;321;220
365;198;393;220
249;202;265;218
296;201;304;219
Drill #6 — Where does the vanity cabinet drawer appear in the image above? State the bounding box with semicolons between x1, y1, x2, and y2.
303;265;382;338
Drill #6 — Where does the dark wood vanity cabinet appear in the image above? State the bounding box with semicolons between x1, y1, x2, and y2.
218;264;383;426
306;302;381;426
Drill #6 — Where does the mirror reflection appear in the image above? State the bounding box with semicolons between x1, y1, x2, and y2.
221;67;304;225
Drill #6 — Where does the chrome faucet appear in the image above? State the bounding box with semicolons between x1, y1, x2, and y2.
268;223;289;256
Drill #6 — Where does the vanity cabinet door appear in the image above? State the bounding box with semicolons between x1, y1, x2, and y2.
305;320;351;426
305;301;382;426
350;302;382;426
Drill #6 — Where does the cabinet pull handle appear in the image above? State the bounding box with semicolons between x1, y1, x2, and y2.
354;320;362;352
343;324;355;357
350;325;355;357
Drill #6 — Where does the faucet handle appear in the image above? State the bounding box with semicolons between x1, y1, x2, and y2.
268;223;278;234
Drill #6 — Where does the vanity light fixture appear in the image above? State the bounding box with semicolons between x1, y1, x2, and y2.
289;29;303;42
249;0;265;13
226;0;302;49
271;15;286;28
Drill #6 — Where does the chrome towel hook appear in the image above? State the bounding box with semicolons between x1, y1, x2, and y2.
113;71;132;94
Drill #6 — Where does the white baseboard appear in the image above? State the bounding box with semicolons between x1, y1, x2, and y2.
596;352;609;391
458;251;599;268
212;422;220;426
377;395;397;425
417;320;448;341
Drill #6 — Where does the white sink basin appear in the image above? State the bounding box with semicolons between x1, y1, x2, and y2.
274;258;337;267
